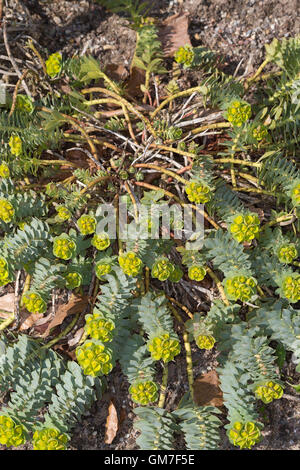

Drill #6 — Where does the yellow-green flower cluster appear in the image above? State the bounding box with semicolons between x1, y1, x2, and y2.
188;265;206;282
224;275;257;302
76;340;113;377
0;257;11;287
252;125;268;141
9;135;22;156
85;313;115;342
174;45;195;67
254;381;283;404
290;181;300;207
195;334;216;350
45;52;62;78
95;262;112;279
53;235;76;260
226;100;252;127
64;272;82;290
151;257;175;281
16;95;34;113
0;162;10;178
0;198;15;223
228;421;261;449
119;251;143;276
277;243;298;264
148;333;181;363
91;232;110;251
22;292;47;314
0;416;26;448
129;380;158;405
230;213;260;243
281;274;300;303
56;206;71;221
185;181;211;204
32;428;68;450
77;214;96;235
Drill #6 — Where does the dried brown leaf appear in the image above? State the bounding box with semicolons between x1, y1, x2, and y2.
19;312;44;331
159;13;191;57
41;294;88;338
0;293;15;316
193;370;223;407
105;401;119;444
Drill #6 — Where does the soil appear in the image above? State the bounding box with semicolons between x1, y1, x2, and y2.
1;0;300;451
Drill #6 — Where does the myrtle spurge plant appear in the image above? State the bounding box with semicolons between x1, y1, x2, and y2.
77;214;97;235
64;271;82;289
151;257;175;281
22;292;47;314
254;381;283;404
228;421;261;449
0;416;26;448
129;381;159;405
225;100;252;127
174;45;195;68
76;340;113;377
84;313;115;342
45;52;62;78
0;163;10;178
56;206;71;221
32;428;68;450
188;265;206;281
118;251;143;276
8;135;22;156
53;234;76;260
148;333;181;363
229;213;260;243
0;198;14;222
0;14;299;450
224;275;257;302
91;232;110;250
185;181;212;204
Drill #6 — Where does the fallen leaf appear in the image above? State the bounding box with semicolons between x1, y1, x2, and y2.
159;13;191;57
126;66;146;98
68;327;84;347
19;312;44;331
41;294;88;338
105;401;119;444
104;63;128;82
193;370;223;407
0;293;15;316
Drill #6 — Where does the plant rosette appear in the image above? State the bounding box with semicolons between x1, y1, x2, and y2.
0;415;26;448
32;427;69;450
84;312;115;342
147;332;181;363
224;273;257;302
118;251;143;277
53;234;76;260
229;212;260;243
129;380;159;405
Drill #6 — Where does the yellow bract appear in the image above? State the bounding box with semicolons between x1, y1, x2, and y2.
22;292;47;314
77;214;97;235
225;275;257;302
95;262;112;279
185;181;211;204
277;244;297;264
174;45;195;67
254;381;283;404
0;162;10;178
76;340;113;377
33;428;68;451
85;313;114;342
282;275;300;302
119;251;143;276
45;52;62;78
148;333;181;363
0;198;15;223
53;236;76;260
188;265;206;281
129;380;158;405
228;421;261;449
151;257;174;281
91;232;110;251
196;334;216;350
226;100;251;127
230;213;260;243
0;416;26;448
9;135;22;156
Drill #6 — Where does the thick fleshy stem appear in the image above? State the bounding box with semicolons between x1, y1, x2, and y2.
169;304;194;401
206;266;229;306
158;364;169;408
